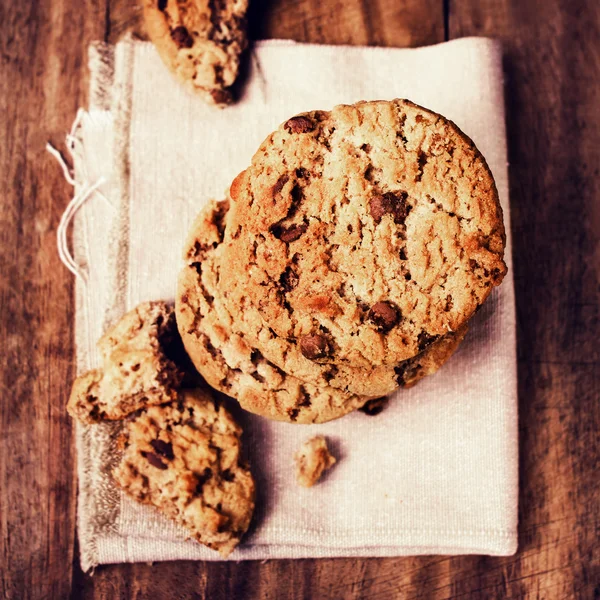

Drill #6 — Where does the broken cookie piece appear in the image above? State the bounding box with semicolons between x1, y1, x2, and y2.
143;0;249;107
113;387;255;557
67;301;184;423
294;436;336;487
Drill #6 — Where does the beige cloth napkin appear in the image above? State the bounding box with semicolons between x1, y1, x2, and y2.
66;37;517;571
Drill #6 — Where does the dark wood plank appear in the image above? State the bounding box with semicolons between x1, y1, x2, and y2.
247;0;445;47
444;1;600;598
0;1;108;598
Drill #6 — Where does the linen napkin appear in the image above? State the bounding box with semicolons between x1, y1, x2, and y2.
64;37;517;571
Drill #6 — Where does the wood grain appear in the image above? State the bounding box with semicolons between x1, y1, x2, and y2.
450;2;600;598
0;1;107;598
1;0;598;598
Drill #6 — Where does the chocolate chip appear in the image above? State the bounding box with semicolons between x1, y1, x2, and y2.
297;386;311;407
272;174;289;195
284;116;315;134
222;469;235;482
444;294;453;311
395;362;418;386
417;330;439;351
273;223;307;243
369;192;410;225
213;200;229;237
171;26;194;49
150;439;174;460
158;0;167;10
195;467;213;493
210;88;232;105
491;267;503;283
369;194;390;222
359;397;388;416
299;334;332;361
368;301;400;332
188;240;206;259
142;451;168;470
190;261;202;277
416;151;427;181
214;65;225;86
279;267;299;292
251;371;266;383
295;167;309;179
291;184;302;205
323;364;338;382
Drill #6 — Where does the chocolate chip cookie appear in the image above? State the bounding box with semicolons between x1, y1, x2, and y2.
143;0;249;107
113;387;255;556
177;200;467;421
219;99;506;369
67;301;184;423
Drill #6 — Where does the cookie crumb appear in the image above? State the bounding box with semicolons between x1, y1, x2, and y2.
294;436;336;487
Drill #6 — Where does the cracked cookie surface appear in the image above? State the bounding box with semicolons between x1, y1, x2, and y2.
143;0;249;106
113;387;255;557
220;99;506;368
67;301;184;423
183;197;469;398
177;200;467;420
177;201;373;423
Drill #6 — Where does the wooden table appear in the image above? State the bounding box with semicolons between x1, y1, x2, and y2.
1;1;598;598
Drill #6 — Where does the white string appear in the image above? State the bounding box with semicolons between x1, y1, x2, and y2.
47;109;117;283
45;143;77;185
56;178;106;282
47;140;114;210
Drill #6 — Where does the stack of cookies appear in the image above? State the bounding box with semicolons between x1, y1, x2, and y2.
67;98;508;557
176;98;507;424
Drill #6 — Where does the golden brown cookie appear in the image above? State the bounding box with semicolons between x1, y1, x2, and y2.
67;301;184;423
219;99;506;370
113;387;255;557
143;0;249;107
177;200;468;422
